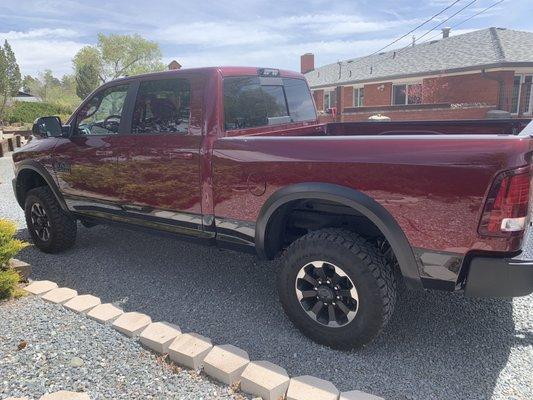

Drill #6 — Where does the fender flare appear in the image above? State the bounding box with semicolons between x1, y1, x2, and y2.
14;160;69;213
255;182;423;290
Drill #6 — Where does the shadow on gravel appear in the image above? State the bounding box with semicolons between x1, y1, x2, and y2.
18;225;517;400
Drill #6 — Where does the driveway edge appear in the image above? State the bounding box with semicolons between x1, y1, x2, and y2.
23;280;384;400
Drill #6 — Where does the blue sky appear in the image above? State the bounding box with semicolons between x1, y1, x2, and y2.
0;0;531;77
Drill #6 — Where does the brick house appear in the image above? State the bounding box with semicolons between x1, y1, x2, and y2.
302;27;533;122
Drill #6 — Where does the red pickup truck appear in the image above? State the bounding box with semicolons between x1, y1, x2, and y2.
12;67;533;348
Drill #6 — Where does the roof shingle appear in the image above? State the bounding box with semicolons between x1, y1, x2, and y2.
305;28;533;88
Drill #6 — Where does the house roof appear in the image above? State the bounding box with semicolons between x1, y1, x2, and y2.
305;27;533;88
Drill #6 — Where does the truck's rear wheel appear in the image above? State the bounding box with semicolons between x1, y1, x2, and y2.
24;186;77;253
278;229;397;349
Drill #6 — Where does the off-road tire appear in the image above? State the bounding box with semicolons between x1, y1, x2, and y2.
278;228;397;349
24;186;77;253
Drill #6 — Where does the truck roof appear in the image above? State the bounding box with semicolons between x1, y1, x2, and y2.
108;66;304;84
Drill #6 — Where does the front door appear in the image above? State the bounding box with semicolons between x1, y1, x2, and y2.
54;83;132;216
115;75;206;236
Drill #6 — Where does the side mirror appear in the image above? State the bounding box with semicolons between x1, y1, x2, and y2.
32;116;63;138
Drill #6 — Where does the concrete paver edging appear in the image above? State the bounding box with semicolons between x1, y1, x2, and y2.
86;303;123;323
21;280;384;400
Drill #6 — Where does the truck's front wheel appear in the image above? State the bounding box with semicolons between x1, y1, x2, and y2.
24;186;77;253
278;229;397;349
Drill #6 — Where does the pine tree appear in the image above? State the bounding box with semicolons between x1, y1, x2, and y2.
75;63;99;100
3;41;21;96
0;40;21;121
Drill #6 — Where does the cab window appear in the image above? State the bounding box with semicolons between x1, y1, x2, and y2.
75;84;129;135
223;76;316;130
132;78;190;134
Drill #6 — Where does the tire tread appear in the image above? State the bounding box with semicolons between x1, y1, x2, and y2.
279;228;397;349
25;186;77;253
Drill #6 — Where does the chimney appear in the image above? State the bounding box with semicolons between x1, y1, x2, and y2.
442;27;451;39
168;60;182;70
300;53;314;74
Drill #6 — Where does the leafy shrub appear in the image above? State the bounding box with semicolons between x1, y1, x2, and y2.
0;220;28;268
0;269;20;299
4;101;74;124
0;219;29;300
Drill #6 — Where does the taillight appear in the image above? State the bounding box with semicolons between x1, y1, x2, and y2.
479;167;531;236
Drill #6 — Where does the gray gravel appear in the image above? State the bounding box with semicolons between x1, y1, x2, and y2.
0;295;246;400
0;154;24;225
1;154;532;400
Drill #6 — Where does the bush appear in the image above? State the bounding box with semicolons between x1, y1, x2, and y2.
0;269;20;299
4;101;74;124
0;220;28;268
0;219;29;300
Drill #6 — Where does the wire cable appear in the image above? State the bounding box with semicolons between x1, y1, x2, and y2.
418;0;506;44
367;0;462;57
368;0;505;73
370;0;478;70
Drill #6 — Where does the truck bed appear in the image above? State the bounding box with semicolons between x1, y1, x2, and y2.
324;118;532;136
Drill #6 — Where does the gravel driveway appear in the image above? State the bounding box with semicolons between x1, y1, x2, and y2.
2;154;532;400
0;296;245;400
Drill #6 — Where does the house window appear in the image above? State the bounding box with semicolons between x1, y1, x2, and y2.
523;76;532;115
511;75;522;114
324;90;336;109
392;83;422;105
354;87;364;107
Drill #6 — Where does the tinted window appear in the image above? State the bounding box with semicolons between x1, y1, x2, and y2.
393;83;422;105
223;76;316;130
76;84;129;135
262;85;288;118
393;84;406;105
283;78;316;121
511;76;521;114
224;77;268;130
132;78;190;134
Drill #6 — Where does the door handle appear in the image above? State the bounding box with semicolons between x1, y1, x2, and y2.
121;204;153;213
171;152;193;160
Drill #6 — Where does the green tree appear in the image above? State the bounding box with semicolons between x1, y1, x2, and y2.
73;33;165;84
0;40;22;121
19;70;81;109
38;69;60;100
61;74;76;92
75;63;99;99
22;75;36;93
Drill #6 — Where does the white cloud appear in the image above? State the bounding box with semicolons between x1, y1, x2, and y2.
156;22;287;46
274;14;421;36
1;28;79;40
0;28;87;76
154;14;418;48
167;37;402;71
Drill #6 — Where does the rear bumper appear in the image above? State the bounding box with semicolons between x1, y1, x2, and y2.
465;255;533;297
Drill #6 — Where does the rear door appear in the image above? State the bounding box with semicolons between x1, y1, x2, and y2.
114;74;207;237
54;83;133;215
